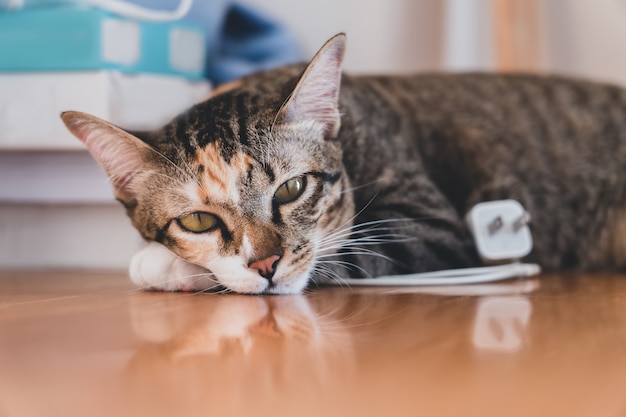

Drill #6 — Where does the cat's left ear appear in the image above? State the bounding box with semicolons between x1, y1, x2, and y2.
61;111;153;205
278;33;346;138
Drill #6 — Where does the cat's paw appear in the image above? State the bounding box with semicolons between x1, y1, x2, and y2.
129;242;217;292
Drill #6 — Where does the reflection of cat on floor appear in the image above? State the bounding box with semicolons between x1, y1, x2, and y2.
124;293;355;413
129;294;344;357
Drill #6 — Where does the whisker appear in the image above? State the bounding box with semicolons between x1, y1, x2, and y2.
319;230;412;248
192;283;229;295
319;248;397;263
324;235;415;248
315;259;373;279
340;178;388;195
317;217;411;244
311;264;351;288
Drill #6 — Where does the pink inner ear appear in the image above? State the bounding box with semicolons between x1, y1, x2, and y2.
87;130;149;202
62;112;149;203
87;134;142;187
282;35;345;136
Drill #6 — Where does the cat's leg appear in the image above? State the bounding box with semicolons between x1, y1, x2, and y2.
129;242;218;292
345;172;482;277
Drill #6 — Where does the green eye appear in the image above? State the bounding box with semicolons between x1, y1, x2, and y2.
178;212;218;233
274;176;306;204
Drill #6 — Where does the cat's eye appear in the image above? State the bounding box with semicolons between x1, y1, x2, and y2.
274;176;306;204
178;212;218;233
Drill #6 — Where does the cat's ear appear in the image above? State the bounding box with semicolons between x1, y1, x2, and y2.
61;111;152;205
278;33;346;138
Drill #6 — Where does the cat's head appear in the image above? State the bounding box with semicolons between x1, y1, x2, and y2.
61;34;354;294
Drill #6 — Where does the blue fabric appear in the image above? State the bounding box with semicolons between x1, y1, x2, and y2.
206;3;302;84
127;0;304;84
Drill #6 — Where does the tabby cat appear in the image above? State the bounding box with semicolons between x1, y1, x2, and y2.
61;34;626;294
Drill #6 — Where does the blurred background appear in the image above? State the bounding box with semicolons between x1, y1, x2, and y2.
1;0;626;271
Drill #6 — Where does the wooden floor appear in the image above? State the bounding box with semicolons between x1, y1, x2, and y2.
1;271;626;417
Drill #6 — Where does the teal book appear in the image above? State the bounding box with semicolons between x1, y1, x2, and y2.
0;6;206;79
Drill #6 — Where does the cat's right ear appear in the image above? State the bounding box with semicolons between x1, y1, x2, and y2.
277;33;346;139
61;111;151;205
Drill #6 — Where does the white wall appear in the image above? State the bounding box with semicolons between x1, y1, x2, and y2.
540;0;626;86
242;0;445;74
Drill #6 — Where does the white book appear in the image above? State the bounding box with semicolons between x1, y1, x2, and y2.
0;70;211;150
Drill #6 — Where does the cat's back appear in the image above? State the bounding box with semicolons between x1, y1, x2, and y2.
339;71;626;198
342;71;626;148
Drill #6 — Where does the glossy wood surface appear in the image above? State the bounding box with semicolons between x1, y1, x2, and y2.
1;271;625;417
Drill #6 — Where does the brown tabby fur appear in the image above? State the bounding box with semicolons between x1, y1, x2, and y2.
62;34;626;293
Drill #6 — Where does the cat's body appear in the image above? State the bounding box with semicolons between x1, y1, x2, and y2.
62;35;626;294
337;71;626;272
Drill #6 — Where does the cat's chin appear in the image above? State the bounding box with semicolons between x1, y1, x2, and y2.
214;266;311;295
263;275;311;295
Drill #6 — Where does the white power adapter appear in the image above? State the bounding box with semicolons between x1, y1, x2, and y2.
466;199;533;263
331;199;540;287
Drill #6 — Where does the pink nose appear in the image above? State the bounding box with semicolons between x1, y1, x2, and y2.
248;254;282;280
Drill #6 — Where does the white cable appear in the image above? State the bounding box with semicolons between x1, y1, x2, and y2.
79;0;193;21
334;263;541;286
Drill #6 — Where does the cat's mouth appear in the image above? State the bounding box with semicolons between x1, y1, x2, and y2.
203;258;311;295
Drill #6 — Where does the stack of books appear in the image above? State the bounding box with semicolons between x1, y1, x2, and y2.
0;5;211;149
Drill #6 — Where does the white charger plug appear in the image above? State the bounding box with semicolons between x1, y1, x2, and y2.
465;199;533;263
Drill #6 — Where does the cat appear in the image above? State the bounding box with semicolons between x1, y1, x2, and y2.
61;33;626;294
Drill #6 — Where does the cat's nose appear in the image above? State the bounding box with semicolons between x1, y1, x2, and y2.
248;254;282;281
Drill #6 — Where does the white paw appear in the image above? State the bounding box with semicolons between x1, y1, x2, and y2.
129;242;217;291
